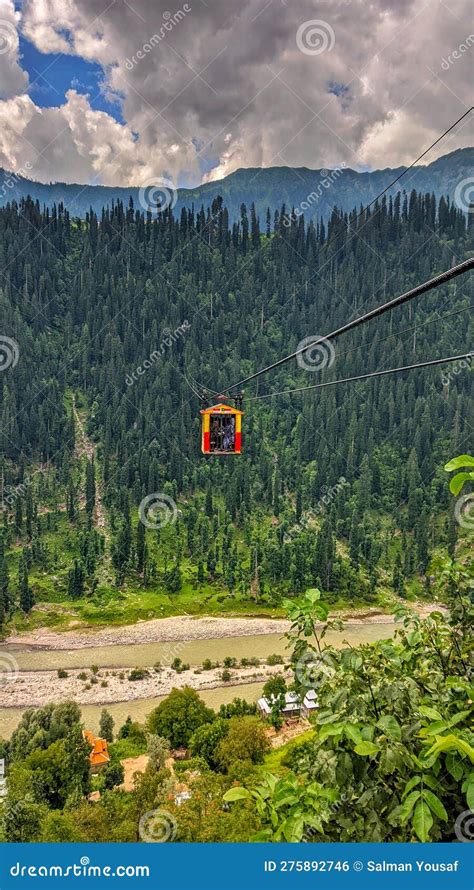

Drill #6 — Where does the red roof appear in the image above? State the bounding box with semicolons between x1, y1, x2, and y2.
83;730;110;766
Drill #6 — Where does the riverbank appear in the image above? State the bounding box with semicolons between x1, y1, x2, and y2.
4;602;443;650
0;661;292;708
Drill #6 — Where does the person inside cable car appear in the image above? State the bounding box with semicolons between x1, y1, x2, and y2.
222;415;235;451
210;416;220;452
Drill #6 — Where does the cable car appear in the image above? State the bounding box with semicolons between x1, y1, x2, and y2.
200;402;243;454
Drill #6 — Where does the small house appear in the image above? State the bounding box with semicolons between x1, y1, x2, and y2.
83;729;110;772
301;689;319;718
257;691;302;720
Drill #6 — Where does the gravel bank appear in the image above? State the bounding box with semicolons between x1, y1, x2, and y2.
5;609;401;650
0;662;292;708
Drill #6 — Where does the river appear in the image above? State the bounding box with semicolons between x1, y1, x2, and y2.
0;621;395;737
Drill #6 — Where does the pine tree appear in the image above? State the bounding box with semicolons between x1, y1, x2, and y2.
99;708;114;742
18;552;33;613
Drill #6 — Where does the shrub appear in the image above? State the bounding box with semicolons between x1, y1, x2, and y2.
128;667;149;681
171;658;190;673
57;669;68;679
103;762;124;790
147;687;214;749
216;716;270;771
266;654;284;666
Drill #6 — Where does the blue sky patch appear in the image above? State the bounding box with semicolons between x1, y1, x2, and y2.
19;35;123;122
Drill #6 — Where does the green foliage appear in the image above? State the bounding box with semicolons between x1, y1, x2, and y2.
146;734;170;772
102;762;124;790
189;719;229;769
127;667;149;681
1;193;471;630
147;687;215;749
223;462;474;841
217;698;257;719
215;717;270;772
99;709;114;743
444;455;474;494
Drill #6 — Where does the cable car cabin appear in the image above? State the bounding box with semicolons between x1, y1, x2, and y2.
200;403;243;455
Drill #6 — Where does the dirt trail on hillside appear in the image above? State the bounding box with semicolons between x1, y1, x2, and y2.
72;394;109;544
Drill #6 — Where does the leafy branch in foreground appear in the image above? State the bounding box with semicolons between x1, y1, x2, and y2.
224;457;474;842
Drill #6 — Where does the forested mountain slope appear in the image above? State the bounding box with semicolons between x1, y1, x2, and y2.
0;146;472;223
0;188;472;628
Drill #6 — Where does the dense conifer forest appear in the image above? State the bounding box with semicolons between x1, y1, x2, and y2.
0;189;472;628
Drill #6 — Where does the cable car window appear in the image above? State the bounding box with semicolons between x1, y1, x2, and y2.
210;413;235;452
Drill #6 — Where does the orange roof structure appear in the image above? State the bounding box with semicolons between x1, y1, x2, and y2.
83;729;110;767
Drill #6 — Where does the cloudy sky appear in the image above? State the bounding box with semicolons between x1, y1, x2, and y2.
0;0;472;188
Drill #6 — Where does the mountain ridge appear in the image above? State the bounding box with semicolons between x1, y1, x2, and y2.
0;146;472;222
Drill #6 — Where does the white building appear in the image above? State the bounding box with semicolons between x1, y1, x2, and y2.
258;690;318;719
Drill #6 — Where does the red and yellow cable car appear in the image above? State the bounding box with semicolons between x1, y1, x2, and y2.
200;402;243;454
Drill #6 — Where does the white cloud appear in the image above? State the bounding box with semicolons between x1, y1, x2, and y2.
0;0;29;100
0;0;471;186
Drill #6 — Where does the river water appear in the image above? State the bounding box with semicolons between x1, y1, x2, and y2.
0;621;395;737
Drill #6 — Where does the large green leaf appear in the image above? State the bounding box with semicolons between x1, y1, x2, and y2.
354;741;380;756
412;801;433;841
444;455;474;472
343;724;363;745
422;789;447;821
418;705;443;721
377;715;402;741
462;772;474;810
424;734;474;763
223;786;252;802
448;471;474;495
399;790;421;823
402;776;421;798
305;588;321;603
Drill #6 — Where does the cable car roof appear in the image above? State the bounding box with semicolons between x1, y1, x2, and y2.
200;403;244;415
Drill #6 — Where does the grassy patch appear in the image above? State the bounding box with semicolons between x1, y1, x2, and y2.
260;729;315;775
109;737;147;760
